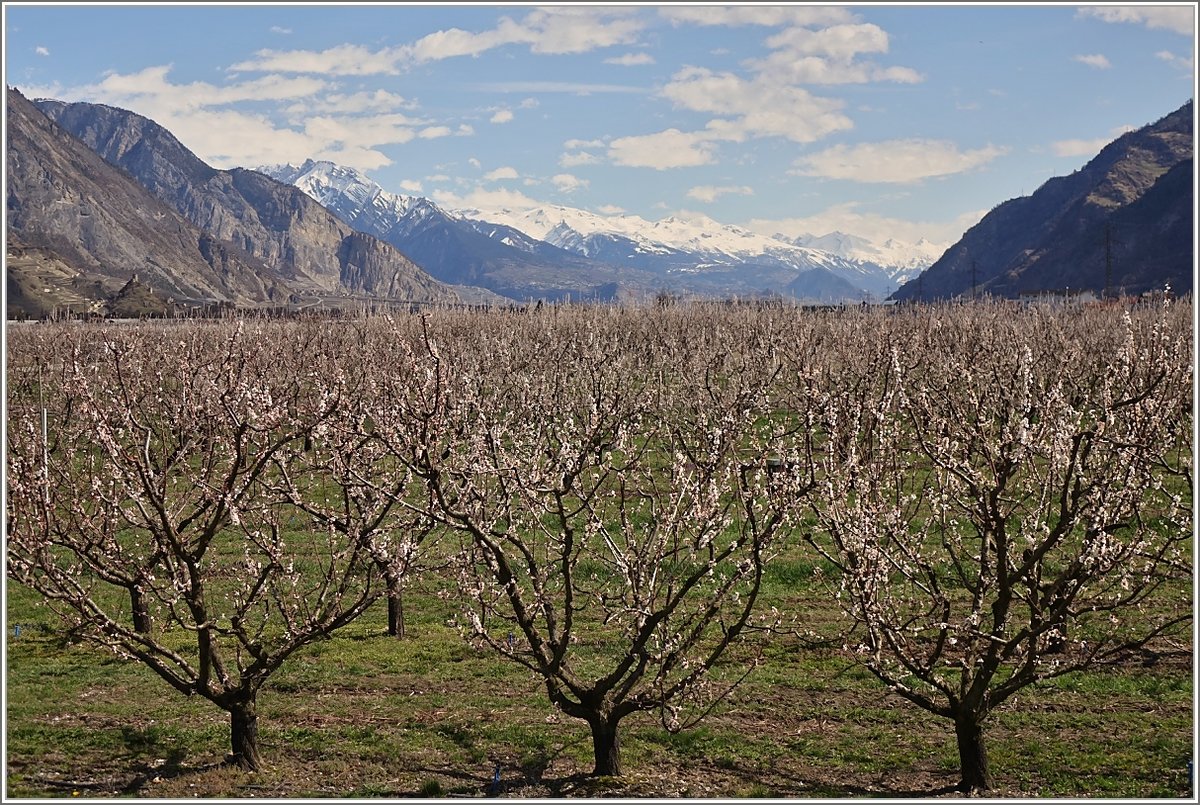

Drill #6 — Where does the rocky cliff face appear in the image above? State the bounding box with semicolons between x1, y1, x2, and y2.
6;87;284;315
896;100;1193;300
34;96;458;304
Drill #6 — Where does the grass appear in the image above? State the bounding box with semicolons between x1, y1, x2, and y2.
6;557;1191;799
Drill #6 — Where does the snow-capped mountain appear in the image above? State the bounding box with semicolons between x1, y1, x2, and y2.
452;202;924;298
787;231;945;288
453;203;832;265
256;160;656;301
257;159;942;303
259;159;427;242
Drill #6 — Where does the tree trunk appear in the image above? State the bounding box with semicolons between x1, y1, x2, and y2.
954;714;991;791
386;583;405;639
588;716;622;777
129;584;151;634
228;699;262;771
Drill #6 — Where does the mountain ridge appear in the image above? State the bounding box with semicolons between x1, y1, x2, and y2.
31;96;479;308
257;159;656;302
6;87;289;317
894;99;1193;301
262;159;931;301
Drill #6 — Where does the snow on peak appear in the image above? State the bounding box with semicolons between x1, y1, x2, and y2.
451;202;844;264
255;160;424;219
261;158;945;276
791;230;946;270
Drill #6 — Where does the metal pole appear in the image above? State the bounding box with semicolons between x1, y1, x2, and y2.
40;362;50;508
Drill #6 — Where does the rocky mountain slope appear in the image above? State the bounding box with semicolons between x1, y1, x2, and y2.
31;96;476;308
6;87;286;317
895;99;1193;301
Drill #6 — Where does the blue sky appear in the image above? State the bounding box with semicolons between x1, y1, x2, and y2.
4;3;1196;247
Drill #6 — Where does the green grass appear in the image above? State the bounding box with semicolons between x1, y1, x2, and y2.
7;555;1190;799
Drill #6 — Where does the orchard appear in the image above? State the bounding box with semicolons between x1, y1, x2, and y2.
6;299;1192;797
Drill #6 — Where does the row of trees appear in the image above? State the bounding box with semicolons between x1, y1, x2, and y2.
6;300;1192;790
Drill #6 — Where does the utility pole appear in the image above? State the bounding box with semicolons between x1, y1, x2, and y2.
1104;222;1114;299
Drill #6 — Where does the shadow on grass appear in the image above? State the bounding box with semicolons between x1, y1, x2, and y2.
396;736;584;798
30;753;227;798
757;763;964;798
396;761;965;799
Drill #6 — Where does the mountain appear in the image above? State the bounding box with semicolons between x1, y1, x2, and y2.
261;160;935;303
451;202;923;300
895;99;1194;301
257;160;658;302
784;267;870;303
6;87;290;317
31;96;476;308
786;231;941;284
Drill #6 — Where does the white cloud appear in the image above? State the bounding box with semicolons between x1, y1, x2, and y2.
662;67;854;142
1050;137;1112;157
399;179;423;193
269;26;292;35
747;53;923;84
231;44;407;76
1073;53;1112;69
431;185;543;213
1156;49;1195;71
518;97;539;109
426;174;451;182
20;65;421;171
608;128;718;169
564;138;606;149
35;46;49;56
1076;6;1194;35
82;64;330;111
627;12;921;168
490;108;514;124
659;6;854;28
686;184;754;203
404;7;648;65
1050;125;1137;157
468;157;482;169
764;23;889;59
302;114;418;148
471;80;647;94
559;151;600;167
792;139;1008;183
418;125;452;139
596;204;626;215
484;166;520;181
745;23;923;85
746;202;984;248
286;89;415;116
212;109;364;168
235;9;646;76
407;18;532;61
521;7;645;55
551;173;589;192
605;52;656;66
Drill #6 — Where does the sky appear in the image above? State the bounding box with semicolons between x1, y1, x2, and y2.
3;3;1197;249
